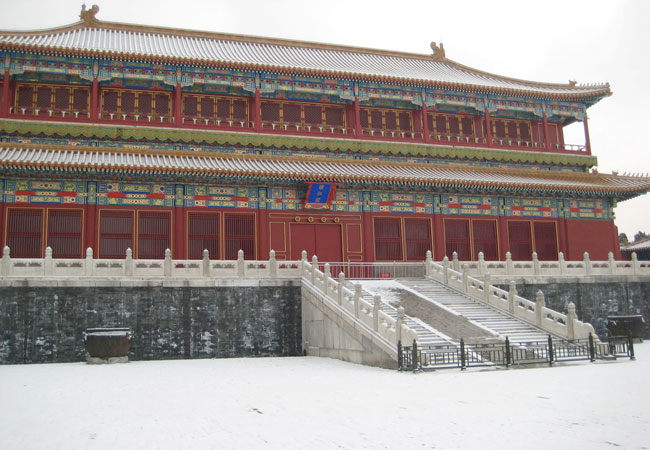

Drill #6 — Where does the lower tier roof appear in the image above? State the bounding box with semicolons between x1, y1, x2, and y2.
1;144;649;200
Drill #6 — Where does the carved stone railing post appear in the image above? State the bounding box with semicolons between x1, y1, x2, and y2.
202;249;210;277
323;263;331;296
567;302;577;340
425;250;432;277
125;248;133;277
452;251;460;272
311;255;318;285
631;252;638;275
85;247;94;276
373;295;381;332
508;280;517;314
269;249;278;278
558;252;566;275
44;246;53;276
338;272;345;305
532;252;540;276
478;252;486;275
442;256;449;284
1;246;10;277
301;250;308;276
354;283;362;318
535;290;545;327
237;249;245;278
461;264;468;293
396;307;405;343
164;249;172;277
583;252;592;276
608;251;615;275
505;251;513;275
483;272;491;304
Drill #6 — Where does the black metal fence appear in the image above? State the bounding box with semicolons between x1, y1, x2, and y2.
398;334;636;372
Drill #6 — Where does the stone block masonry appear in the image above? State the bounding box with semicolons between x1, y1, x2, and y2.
0;281;302;364
498;279;650;339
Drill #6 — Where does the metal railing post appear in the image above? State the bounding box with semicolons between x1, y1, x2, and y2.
397;341;403;370
411;339;418;372
629;335;636;360
460;338;466;370
548;335;554;366
505;336;511;366
588;333;596;362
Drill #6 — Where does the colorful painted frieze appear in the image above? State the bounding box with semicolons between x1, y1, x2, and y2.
3;179;87;204
564;199;612;220
502;197;559;218
369;192;433;214
438;195;497;216
96;182;174;207
184;185;258;209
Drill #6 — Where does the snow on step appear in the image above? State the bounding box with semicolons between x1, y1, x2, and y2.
397;279;551;344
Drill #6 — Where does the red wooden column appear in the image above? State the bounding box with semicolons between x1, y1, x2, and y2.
583;116;592;155
484;107;493;147
174;81;182;125
84;183;97;256
254;87;262;132
1;68;10;117
90;77;99;121
421;101;430;143
354;97;362;139
432;213;445;260
542;113;550;151
497;215;509;259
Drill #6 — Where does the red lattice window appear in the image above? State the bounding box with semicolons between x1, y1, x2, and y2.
224;213;255;260
360;109;369;128
232;99;247;121
73;89;89;111
405;219;431;261
121;92;135;114
201;97;215;118
154;93;170;115
188;213;219;260
445;219;470;260
36;87;52;109
520;122;531;141
507;122;518;138
494;120;506;138
261;102;280;121
508;221;533;261
399;112;411;131
138;211;170;259
6;209;43;258
283;103;301;123
449;116;460;135
17;85;34;108
138;93;153;115
385;111;397;130
472;220;498;261
55;88;70;109
103;91;118;112
217;98;230;119
99;210;133;259
183;96;197;117
47;210;83;258
370;110;382;129
304;105;322;125
325;107;343;127
534;222;558;261
461;117;474;136
374;218;402;261
435;115;446;134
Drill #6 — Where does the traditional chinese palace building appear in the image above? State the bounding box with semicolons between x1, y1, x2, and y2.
0;6;649;264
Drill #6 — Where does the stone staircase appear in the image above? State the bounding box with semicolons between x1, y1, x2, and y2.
355;283;454;348
397;278;554;344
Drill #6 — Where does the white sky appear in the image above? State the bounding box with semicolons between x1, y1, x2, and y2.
1;0;648;239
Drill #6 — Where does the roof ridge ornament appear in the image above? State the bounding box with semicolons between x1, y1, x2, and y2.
80;4;100;27
430;41;446;61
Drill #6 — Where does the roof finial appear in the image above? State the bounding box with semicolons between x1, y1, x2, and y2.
568;80;577;87
430;42;446;61
80;4;100;26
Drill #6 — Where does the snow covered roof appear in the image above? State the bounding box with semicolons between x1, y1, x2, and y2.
621;237;650;252
2;144;649;198
0;7;610;101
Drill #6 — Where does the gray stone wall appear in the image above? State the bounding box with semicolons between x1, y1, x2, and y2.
499;280;650;339
0;282;302;364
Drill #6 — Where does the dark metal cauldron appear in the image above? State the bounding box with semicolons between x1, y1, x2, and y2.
84;328;132;358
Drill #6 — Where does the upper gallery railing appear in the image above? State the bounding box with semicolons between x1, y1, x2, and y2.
444;250;650;278
0;246;301;280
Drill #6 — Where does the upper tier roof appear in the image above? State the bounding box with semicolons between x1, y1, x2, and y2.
0;7;610;101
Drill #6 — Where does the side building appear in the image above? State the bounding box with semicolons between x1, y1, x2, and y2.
1;6;649;264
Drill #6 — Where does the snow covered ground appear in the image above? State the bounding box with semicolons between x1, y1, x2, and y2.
1;345;648;450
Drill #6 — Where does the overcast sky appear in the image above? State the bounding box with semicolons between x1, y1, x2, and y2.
1;0;648;239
